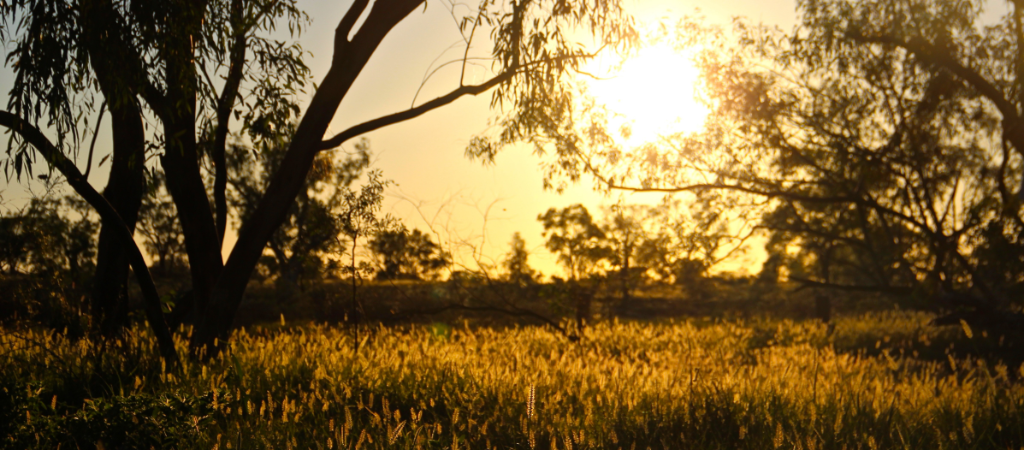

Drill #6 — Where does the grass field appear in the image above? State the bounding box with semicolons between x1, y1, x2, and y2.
2;311;1023;449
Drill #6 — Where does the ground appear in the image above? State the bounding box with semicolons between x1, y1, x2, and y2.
2;310;1022;449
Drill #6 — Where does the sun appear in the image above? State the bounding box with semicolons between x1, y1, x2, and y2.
582;44;709;146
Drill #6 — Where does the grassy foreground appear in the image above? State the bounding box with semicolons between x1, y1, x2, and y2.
2;312;1023;449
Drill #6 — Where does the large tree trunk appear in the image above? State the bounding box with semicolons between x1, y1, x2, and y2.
158;7;225;334
190;0;423;356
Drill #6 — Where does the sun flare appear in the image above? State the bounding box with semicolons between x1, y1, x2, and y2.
583;44;709;146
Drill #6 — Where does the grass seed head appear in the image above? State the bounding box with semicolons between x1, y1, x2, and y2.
527;385;536;419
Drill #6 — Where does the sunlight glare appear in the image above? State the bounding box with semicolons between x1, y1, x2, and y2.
584;44;708;146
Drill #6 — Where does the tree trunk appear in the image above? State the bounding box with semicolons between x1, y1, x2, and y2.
814;295;832;324
82;0;148;338
90;105;146;337
158;13;225;336
351;235;363;351
190;0;423;356
573;281;591;328
620;241;631;308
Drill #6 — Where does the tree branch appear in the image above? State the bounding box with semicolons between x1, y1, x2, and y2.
318;70;517;150
606;180;856;203
212;0;248;246
0;110;180;368
83;100;106;179
849;32;1024;155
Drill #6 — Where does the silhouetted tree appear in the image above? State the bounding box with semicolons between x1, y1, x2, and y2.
601;203;645;306
622;198;746;302
227;126;372;295
0;0;637;359
371;228;451;281
509;1;1024;323
539;204;611;325
502;232;537;287
0;0;312;363
0;193;97;334
336;169;397;332
0;196;98;280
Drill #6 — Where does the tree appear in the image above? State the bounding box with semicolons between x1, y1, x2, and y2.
601;203;644;306
227;126;372;296
539;204;611;281
0;0;311;362
502;232;537;287
539;203;611;324
0;195;98;281
0;192;99;334
370;227;452;281
706;1;1020;315
336;169;397;332
0;0;636;358
499;0;1024;323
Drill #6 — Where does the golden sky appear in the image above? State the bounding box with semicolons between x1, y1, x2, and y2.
301;0;806;277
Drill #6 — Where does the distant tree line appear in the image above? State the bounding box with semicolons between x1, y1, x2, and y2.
1;173;752;336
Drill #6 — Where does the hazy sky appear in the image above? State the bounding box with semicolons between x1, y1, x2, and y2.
296;0;807;277
0;0;1011;278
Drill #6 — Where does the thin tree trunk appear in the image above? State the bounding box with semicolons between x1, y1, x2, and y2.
351;235;361;351
574;281;591;328
816;247;832;324
620;240;631;308
90;104;146;337
82;0;148;338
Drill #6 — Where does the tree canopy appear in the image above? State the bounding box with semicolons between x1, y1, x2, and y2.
522;0;1024;317
0;0;638;361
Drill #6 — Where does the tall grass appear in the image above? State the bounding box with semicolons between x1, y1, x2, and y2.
2;312;1022;449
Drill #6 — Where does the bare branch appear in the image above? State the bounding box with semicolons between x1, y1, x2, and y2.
412;40;476;107
319;70;517;150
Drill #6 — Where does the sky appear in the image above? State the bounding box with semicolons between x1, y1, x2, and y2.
284;0;806;277
0;0;1012;279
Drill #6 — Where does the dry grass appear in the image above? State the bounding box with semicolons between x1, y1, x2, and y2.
2;311;1022;449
